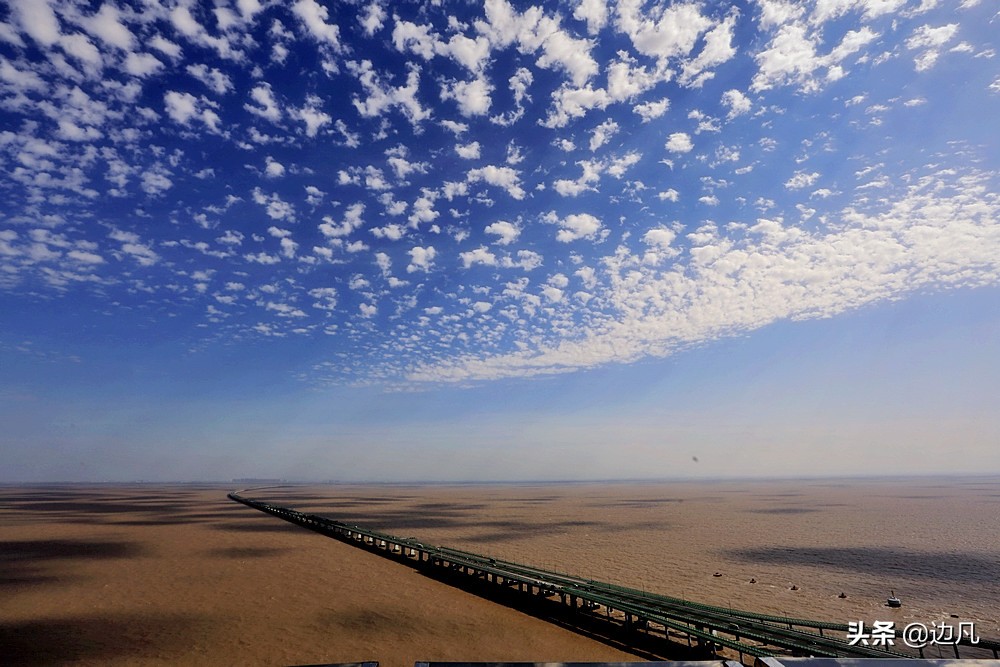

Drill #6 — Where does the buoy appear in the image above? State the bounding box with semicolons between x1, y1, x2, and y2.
749;578;757;584
838;592;847;599
886;590;902;607
790;585;799;591
714;572;723;577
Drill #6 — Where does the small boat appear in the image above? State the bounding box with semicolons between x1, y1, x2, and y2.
886;590;902;607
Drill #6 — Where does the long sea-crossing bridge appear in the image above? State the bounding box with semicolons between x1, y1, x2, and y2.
229;490;998;664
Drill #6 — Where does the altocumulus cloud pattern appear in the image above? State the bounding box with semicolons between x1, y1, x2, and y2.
1;0;998;387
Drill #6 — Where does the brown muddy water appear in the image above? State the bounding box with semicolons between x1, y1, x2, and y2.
257;476;1000;646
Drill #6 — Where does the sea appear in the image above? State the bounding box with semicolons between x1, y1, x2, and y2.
257;475;1000;652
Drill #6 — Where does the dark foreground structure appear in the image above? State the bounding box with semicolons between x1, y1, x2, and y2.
230;491;999;665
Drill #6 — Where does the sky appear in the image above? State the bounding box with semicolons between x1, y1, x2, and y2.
1;0;999;483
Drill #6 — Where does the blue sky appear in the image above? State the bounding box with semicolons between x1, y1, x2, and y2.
1;0;998;482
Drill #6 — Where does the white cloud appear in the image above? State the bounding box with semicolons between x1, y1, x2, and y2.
387;155;429;181
616;1;712;62
109;229;159;266
721;89;752;119
442;33;492;73
574;0;608;34
491;67;533;126
334;119;359;146
442;181;469;200
485;220;520;245
553;158;602;197
407;245;437;272
163;91;199;125
371;224;406;241
217;230;244;246
409;169;1000;383
141;167;173;195
542;83;611;128
456;141;481;159
0;59;47;92
364;166;390;191
551;151;640;196
391;18;437;59
467;165;525;200
67;249;104;264
149;35;181;59
633;98;669;122
501;250;543;271
548;211;602;242
665;132;694;153
319;203;365;238
440;76;493;116
678;11;739;87
606;151;641;178
60;33;103;72
348;60;430;127
906;23;958;71
124;53;163;77
752;23;878;92
187;64;233;95
253;188;296;221
360;2;386;36
643;227;677;250
441;119;468;135
57;120;101;142
785;171;820;190
541;285;564;303
309;287;338;310
264;156;285;178
589;119;619;151
459;246;497;268
10;0;61;47
245;84;282;122
906;23;958;50
292;0;343;49
605;56;660;102
408;189;440;226
83;4;134;50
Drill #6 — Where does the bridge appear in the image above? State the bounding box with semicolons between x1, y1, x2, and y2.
229;491;999;664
